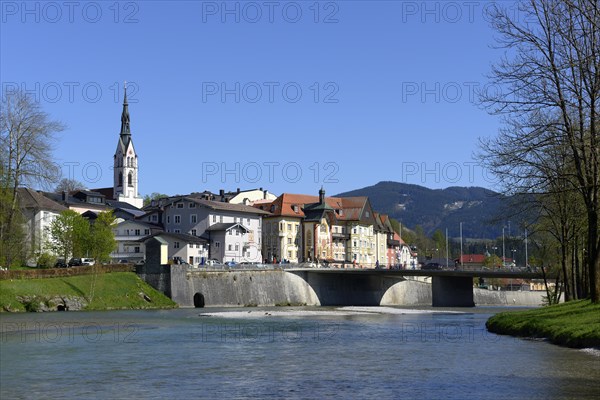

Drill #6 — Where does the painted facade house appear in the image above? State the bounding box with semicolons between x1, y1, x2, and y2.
256;189;386;267
17;188;67;262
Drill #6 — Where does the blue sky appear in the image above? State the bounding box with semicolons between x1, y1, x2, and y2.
1;1;512;197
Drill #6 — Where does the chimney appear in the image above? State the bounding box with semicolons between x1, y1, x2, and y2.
62;191;67;201
237;188;240;193
319;187;325;204
219;189;225;202
263;190;267;199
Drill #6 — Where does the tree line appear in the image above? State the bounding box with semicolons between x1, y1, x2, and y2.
1;90;116;267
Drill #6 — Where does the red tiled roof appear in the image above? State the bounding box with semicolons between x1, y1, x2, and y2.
255;192;370;221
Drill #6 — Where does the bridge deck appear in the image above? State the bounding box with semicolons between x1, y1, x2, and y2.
286;268;544;279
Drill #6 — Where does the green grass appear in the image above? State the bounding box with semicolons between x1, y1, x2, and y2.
486;300;600;348
0;272;177;312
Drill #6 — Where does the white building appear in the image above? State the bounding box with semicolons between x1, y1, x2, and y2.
111;220;162;262
146;195;270;263
17;188;67;262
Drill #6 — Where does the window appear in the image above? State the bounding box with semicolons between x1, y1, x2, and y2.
228;244;232;251
246;218;250;225
288;250;292;258
167;216;171;224
287;224;291;231
151;215;157;222
174;215;181;224
215;242;220;248
174;242;180;249
235;244;239;251
177;203;184;209
144;229;150;235
365;211;370;217
191;229;197;236
134;246;140;253
189;243;193;248
191;214;197;223
174;229;180;233
128;172;133;187
212;215;216;222
353;227;357;234
287;238;292;244
189;203;196;208
236;229;239;236
135;229;140;235
219;215;223;223
293;205;299;213
228;230;232;235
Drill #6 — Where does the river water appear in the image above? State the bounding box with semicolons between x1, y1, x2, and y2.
1;306;599;399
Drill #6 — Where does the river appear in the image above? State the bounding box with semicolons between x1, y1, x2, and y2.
1;306;599;399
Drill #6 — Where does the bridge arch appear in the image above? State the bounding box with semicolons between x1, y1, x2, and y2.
193;292;205;308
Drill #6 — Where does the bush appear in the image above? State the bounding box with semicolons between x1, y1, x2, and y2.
36;253;56;269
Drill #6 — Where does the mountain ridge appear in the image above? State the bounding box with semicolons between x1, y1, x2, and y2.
335;181;509;239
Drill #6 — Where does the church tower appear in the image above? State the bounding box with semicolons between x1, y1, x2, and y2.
113;83;143;209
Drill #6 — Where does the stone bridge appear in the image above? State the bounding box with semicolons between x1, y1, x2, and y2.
148;264;544;308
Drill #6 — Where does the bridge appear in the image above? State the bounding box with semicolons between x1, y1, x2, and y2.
140;261;545;308
285;268;544;307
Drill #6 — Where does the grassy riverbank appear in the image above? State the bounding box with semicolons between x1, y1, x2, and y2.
0;272;177;312
486;300;600;348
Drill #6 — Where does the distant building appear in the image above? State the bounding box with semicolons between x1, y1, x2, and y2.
17;188;67;262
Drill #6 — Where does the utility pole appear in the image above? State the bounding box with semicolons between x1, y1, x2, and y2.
460;222;463;269
445;227;449;269
525;228;528;269
502;226;506;268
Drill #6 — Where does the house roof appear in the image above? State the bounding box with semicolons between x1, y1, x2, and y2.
165;196;271;215
17;188;67;213
142;232;207;244
42;190;112;211
256;192;371;222
205;222;250;232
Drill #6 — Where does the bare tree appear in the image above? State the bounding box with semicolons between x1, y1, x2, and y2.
54;178;87;193
0;90;65;267
478;0;600;302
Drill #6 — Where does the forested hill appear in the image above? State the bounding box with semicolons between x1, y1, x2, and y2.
336;181;511;239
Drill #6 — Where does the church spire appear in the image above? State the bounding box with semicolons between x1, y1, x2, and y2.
120;81;131;140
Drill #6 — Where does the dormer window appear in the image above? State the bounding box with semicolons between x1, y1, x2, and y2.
293;205;299;213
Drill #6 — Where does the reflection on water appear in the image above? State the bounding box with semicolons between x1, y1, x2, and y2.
1;307;599;399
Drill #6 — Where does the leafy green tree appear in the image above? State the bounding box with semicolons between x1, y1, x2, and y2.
484;254;502;269
47;210;89;260
143;192;168;206
88;211;117;262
